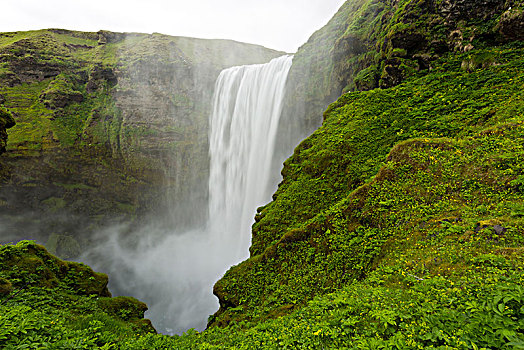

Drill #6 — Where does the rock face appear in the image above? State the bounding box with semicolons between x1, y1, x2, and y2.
0;29;283;246
277;0;520;163
0;105;15;154
211;0;524;328
497;8;524;40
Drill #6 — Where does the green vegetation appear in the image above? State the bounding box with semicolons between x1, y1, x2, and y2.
212;43;524;328
2;39;523;348
0;241;155;349
284;0;519;140
1;0;523;347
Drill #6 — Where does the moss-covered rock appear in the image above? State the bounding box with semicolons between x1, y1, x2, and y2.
0;240;158;343
39;74;84;109
211;43;524;326
0;240;110;295
0;105;15;154
97;296;149;321
0;29;284;246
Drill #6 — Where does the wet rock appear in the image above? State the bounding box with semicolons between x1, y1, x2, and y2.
493;224;507;235
497;9;524;41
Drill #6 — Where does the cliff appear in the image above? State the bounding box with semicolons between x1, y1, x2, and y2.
210;0;524;333
1;0;523;348
0;29;283;246
275;0;523;167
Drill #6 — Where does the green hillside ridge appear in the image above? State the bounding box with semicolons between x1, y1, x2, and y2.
211;41;524;327
275;0;522;199
1;41;523;348
287;0;524;121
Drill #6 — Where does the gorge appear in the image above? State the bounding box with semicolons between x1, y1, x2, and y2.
84;55;294;334
1;0;523;348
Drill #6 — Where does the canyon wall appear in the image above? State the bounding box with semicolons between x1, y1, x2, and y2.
0;29;282;248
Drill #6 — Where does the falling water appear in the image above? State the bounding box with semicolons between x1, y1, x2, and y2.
84;55;293;335
209;55;294;258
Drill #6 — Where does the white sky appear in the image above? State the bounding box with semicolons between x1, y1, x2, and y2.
1;0;346;53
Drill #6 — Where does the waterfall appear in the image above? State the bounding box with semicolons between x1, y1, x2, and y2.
83;55;293;335
208;55;293;259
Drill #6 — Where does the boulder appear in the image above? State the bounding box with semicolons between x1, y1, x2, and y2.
497;9;524;41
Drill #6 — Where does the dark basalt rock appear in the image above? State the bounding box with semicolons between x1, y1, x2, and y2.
437;0;507;20
497;9;524;41
40;90;84;109
86;64;118;92
0;106;15;154
2;55;62;85
389;29;427;55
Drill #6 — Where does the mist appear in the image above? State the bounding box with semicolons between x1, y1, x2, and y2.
85;223;225;334
83;55;294;334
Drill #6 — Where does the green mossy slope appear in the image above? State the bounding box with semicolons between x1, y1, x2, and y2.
280;0;522;160
211;42;524;329
0;241;156;348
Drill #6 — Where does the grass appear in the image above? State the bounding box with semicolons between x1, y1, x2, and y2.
0;7;523;348
212;43;524;329
1;42;522;349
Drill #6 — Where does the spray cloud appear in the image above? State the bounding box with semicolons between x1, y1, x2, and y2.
84;55;293;334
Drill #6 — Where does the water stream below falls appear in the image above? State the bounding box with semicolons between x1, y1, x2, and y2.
85;55;293;335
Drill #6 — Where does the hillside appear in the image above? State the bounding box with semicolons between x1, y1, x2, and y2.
1;0;523;348
212;42;524;326
1;40;522;349
275;0;523;173
210;0;524;329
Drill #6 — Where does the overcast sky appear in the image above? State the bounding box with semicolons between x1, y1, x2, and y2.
1;0;346;53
